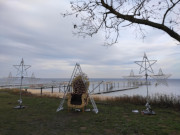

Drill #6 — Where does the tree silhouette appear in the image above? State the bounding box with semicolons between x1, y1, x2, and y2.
63;0;180;45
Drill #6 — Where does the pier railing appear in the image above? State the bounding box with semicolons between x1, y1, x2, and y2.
0;80;151;95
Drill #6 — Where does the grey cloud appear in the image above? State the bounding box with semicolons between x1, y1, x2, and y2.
0;0;179;78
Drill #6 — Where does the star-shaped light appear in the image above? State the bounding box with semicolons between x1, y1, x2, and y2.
123;69;143;82
13;58;31;77
150;68;171;86
134;53;157;74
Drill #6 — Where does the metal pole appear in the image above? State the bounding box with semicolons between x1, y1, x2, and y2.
99;83;100;93
19;76;23;106
145;73;149;103
59;85;61;93
19;61;24;107
64;85;65;92
89;81;104;94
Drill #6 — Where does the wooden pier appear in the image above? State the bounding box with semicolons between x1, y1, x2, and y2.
0;80;151;95
95;86;139;94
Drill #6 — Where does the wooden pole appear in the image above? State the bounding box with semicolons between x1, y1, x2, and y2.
51;86;53;93
41;87;42;95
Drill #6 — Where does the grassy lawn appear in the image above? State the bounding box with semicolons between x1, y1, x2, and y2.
0;89;180;135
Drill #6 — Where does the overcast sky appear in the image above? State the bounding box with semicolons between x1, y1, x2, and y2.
0;0;180;79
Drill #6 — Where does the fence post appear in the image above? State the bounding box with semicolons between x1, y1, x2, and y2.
51;86;53;93
41;87;42;95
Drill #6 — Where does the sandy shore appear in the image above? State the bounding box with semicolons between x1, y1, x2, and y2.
27;89;110;100
27;89;64;98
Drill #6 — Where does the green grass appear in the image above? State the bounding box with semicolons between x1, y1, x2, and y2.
0;89;180;135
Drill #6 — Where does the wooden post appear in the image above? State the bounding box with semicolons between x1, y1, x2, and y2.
51;86;53;93
41;87;42;95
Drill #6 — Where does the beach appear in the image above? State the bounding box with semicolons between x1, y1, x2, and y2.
26;88;110;101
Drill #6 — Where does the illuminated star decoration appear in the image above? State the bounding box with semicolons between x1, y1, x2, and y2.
123;69;143;83
150;68;171;86
134;53;157;74
134;53;157;115
13;58;31;77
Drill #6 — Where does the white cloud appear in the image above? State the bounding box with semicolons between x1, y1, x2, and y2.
33;59;72;70
0;54;11;62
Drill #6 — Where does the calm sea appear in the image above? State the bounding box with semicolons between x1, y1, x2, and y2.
0;78;180;97
100;79;180;97
90;79;180;97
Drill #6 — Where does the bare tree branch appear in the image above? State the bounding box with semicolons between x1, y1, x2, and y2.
101;0;180;42
162;0;180;24
63;0;180;45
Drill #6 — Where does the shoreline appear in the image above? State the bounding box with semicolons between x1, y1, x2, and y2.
1;87;180;101
27;89;111;101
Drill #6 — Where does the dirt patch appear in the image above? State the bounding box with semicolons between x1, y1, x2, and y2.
104;129;116;134
80;127;87;130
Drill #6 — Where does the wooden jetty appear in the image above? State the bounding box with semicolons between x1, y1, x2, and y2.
0;79;150;96
95;86;139;94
